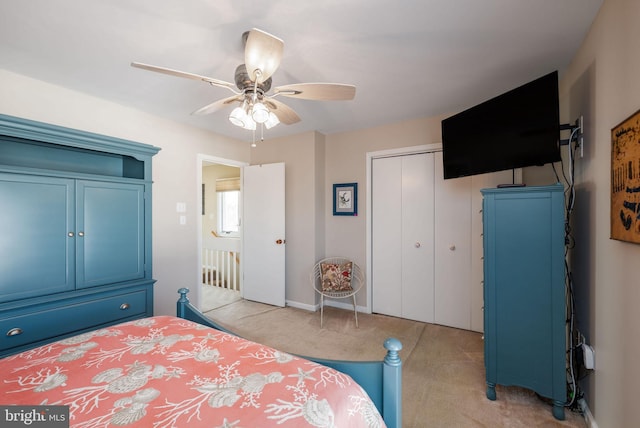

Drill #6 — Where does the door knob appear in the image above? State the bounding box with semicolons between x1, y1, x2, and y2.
415;242;421;248
449;244;456;251
276;239;285;245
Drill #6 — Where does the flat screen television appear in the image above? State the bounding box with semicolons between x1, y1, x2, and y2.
441;70;560;180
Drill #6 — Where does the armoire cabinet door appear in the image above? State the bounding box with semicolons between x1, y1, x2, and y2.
0;173;75;302
76;181;145;288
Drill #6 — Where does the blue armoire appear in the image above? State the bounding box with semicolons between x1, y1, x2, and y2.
481;184;566;420
0;115;160;357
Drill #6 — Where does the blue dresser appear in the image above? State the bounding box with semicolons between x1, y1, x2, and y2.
0;115;160;357
481;184;566;420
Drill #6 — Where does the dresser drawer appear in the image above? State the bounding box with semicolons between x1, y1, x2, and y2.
1;290;147;352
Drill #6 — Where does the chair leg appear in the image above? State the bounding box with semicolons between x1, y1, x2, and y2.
320;295;324;328
352;294;358;328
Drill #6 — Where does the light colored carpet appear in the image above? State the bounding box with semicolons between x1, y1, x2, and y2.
204;300;586;428
200;284;241;313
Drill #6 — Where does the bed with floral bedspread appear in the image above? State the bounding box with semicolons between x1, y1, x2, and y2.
0;315;385;427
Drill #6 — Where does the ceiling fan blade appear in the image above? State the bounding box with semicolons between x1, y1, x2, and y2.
131;62;237;93
274;83;356;101
191;95;242;116
244;28;283;84
264;98;300;125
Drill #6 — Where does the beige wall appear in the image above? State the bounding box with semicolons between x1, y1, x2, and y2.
549;0;640;426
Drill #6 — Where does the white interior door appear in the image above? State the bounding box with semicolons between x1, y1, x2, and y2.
372;156;403;317
242;163;286;306
401;153;435;323
371;153;435;323
434;151;472;329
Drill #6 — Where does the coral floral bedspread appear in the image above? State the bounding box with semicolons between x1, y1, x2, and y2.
0;316;384;427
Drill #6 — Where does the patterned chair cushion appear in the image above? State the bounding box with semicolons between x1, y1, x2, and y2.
320;261;353;292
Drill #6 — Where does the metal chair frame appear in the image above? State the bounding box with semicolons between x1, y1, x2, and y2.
310;257;364;327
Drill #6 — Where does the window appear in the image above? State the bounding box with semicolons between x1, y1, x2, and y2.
217;189;240;236
216;177;240;236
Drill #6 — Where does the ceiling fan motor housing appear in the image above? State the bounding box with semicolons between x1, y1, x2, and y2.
234;64;271;92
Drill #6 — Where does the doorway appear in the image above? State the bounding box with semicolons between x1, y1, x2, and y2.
197;156;287;312
198;155;245;313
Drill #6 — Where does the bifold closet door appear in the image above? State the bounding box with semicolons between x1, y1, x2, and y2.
433;151;472;329
371;153;435;323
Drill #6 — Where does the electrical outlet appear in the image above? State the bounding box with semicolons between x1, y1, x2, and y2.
582;343;595;369
576;115;584;158
576;115;583;135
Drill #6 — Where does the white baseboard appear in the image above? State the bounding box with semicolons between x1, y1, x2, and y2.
285;299;367;314
578;398;598;428
284;300;316;312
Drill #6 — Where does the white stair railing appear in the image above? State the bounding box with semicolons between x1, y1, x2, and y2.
202;236;240;291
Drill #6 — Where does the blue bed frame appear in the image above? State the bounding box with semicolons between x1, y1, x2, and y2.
176;288;402;428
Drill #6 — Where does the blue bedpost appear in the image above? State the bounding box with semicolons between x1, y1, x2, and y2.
177;287;190;318
383;337;402;428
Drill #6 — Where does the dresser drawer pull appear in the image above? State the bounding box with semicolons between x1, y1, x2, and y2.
7;328;23;337
120;303;130;310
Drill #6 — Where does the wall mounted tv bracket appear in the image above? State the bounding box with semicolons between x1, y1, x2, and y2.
560;115;584;157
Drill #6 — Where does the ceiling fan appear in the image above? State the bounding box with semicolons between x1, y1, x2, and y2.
131;28;356;132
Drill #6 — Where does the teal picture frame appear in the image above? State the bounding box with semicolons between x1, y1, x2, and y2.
333;182;357;216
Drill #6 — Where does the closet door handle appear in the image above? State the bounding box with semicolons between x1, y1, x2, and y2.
68;232;75;237
78;232;85;237
7;328;23;337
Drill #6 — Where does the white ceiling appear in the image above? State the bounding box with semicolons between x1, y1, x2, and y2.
0;0;602;143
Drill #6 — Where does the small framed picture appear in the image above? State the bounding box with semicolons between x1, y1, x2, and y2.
333;183;358;216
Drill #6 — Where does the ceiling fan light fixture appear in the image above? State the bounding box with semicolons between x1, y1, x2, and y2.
264;111;280;129
243;116;257;130
229;106;248;127
251;101;270;124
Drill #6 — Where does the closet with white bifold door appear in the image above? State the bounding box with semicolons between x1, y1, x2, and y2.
371;148;512;331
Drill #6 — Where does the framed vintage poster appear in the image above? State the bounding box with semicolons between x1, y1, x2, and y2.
611;108;640;243
333;182;358;216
